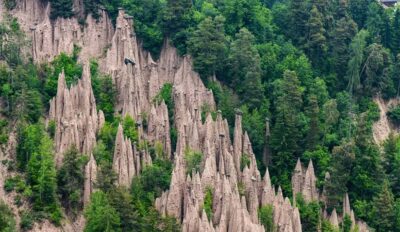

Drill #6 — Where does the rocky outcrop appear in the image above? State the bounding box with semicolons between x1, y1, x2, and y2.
49;65;104;165
291;159;319;202
84;153;97;205
112;124;152;186
372;97;400;144
7;2;373;231
156;111;302;232
12;0;114;62
147;102;172;157
291;163;370;231
329;208;339;228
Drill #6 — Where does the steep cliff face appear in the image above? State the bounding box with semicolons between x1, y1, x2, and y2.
48;65;104;166
293;160;370;232
372;97;399;144
112;124;152;186
8;3;300;231
12;0;114;62
4;1;373;231
155;112;302;232
291;159;319;202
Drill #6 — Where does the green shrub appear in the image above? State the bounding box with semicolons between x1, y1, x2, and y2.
388;106;400;125
154;141;165;159
0;119;8;144
238;182;246;197
203;187;213;220
14;194;22;206
123;115;139;142
20;211;34;231
201;103;217;123
44;47;82;102
342;214;352;232
258;205;275;232
240;154;251;171
139;159;173;198
47;120;56;138
296;193;321;232
4;175;26;193
16;122;45;171
0;200;16;232
84;191;121;232
49;0;74;20
57;146;87;217
153;83;173;106
90;60;116;121
153;83;175;152
4;0;16;10
184;148;203;175
4;178;15;192
321;219;340;232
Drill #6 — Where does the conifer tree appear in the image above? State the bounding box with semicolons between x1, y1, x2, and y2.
372;181;395;231
50;0;74;20
270;70;303;192
84;191;121;232
162;0;194;54
366;2;391;47
350;114;385;200
305;94;320;151
348;0;374;28
228;28;264;109
383;134;400;196
57;146;87;218
391;10;400;55
325;141;355;209
362;43;393;97
188;16;227;80
330;16;358;79
346;29;368;94
108;187;140;231
306;5;327;68
288;0;309;45
27;134;62;223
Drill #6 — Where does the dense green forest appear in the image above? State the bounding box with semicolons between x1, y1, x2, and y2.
3;0;400;231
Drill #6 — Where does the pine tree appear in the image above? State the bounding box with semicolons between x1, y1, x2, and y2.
0;200;16;232
329;16;358;79
325;141;355;209
350;114;385;200
346;29;368;94
342;214;352;232
391;10;400;55
383;134;400;197
362;43;393;97
366;2;391;47
108;187;140;231
270;70;303;193
348;0;373;28
311;0;328;16
16;123;45;171
305;5;327;68
305;94;320;151
228;28;264;109
188;16;227;80
27;134;62;223
96;160;118;192
84;191;121;232
57;146;87;218
161;0;194;54
49;0;74;20
372;181;395;231
288;0;309;45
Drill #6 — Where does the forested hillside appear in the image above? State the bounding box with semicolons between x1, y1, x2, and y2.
1;0;400;231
